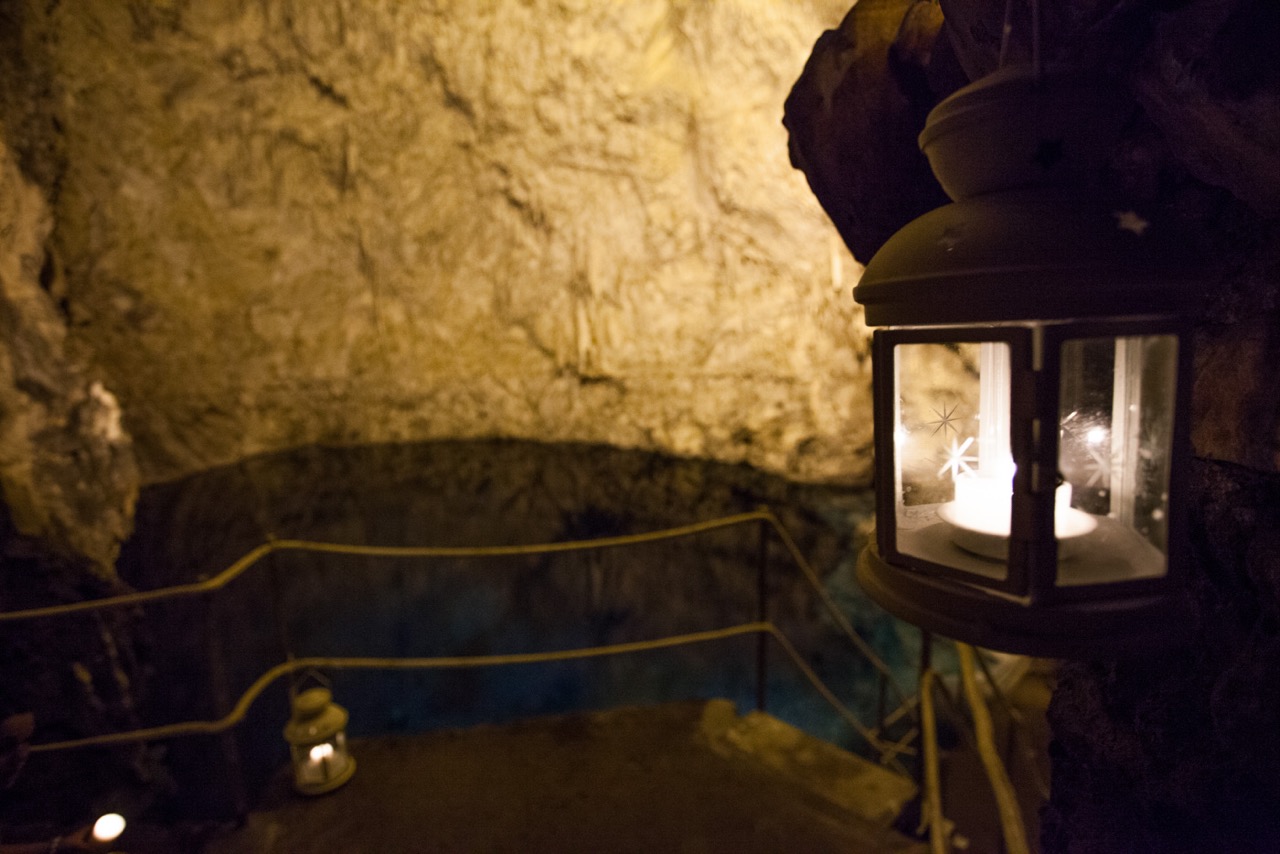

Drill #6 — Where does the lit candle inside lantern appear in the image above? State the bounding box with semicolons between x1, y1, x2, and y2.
92;813;126;844
949;469;1085;535
940;342;1096;556
951;466;1018;536
940;342;1019;541
285;685;354;795
309;741;334;779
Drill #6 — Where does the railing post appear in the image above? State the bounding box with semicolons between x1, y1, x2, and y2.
755;511;769;714
268;552;293;663
915;629;933;786
878;671;888;732
204;599;249;819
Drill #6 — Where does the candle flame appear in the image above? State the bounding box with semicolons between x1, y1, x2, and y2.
309;742;335;761
92;813;126;843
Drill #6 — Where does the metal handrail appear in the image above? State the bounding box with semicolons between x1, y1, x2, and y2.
27;622;916;774
5;507;918;764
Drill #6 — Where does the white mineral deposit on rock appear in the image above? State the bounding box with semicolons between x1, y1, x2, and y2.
87;382;126;445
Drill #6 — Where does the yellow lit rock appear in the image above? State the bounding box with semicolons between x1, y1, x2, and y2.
32;0;871;488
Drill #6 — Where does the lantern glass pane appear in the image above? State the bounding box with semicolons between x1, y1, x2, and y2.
291;732;352;790
893;340;1010;581
1056;334;1178;585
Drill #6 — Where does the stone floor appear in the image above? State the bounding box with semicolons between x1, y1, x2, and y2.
197;700;925;854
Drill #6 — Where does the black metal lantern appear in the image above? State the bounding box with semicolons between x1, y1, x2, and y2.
853;67;1200;657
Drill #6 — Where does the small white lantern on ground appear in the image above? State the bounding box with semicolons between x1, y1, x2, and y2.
284;686;355;795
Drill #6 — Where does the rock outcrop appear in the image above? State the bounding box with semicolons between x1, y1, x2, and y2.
0;135;138;576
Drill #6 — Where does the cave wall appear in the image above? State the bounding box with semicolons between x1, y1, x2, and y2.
785;1;1280;851
0;134;137;575
4;0;871;508
5;0;1277;846
0;0;876;792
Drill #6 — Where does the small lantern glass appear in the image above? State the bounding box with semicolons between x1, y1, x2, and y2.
284;686;356;795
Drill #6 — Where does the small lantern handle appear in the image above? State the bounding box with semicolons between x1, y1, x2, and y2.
288;668;332;703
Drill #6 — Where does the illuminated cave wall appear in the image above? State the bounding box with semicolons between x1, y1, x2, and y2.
29;0;868;495
0;0;877;573
0;133;138;574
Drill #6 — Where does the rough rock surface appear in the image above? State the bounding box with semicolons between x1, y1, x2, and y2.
1043;459;1280;852
0;134;138;575
783;0;955;262
0;0;889;829
0;132;145;821
18;0;871;488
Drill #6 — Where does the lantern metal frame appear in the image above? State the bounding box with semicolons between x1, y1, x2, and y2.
861;320;1195;657
851;66;1201;658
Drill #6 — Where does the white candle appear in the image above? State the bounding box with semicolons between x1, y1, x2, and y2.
951;470;1016;536
309;742;334;779
946;468;1094;551
977;343;1011;475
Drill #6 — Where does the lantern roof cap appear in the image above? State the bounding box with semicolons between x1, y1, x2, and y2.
856;64;1202;327
854;189;1200;326
919;64;1131;202
283;686;349;744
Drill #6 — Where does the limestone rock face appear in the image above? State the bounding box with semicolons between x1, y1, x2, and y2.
30;0;870;487
0;135;138;574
